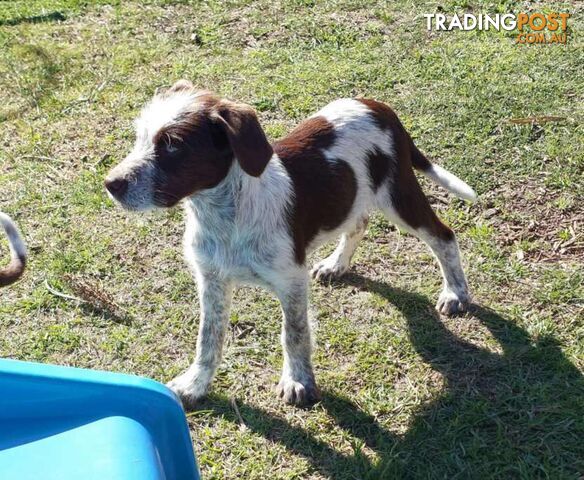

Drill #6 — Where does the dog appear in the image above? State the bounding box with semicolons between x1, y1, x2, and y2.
105;80;476;407
0;213;26;287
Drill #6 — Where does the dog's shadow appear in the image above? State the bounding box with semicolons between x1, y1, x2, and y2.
194;273;584;478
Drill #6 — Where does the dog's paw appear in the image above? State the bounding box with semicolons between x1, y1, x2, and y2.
277;376;321;407
310;258;348;282
167;375;208;410
436;289;469;316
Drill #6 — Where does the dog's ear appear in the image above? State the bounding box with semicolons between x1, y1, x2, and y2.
213;100;273;177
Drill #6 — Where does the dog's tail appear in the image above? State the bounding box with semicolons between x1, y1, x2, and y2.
0;213;27;287
410;141;478;202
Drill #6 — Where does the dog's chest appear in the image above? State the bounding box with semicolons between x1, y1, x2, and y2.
183;209;280;286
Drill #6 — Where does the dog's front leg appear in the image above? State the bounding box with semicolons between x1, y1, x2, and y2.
167;271;233;409
275;275;320;406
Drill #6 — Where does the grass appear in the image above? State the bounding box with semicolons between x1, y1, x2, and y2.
0;0;583;478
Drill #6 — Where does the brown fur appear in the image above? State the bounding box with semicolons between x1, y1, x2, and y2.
151;92;273;206
151;95;234;207
274;117;357;264
0;217;25;287
358;98;454;241
0;256;25;287
366;148;391;191
213;100;273;177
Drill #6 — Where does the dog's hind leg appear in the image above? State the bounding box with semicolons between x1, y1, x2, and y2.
167;272;233;409
311;215;368;281
378;171;470;316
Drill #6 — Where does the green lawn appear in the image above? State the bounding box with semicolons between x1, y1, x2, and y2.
1;0;583;478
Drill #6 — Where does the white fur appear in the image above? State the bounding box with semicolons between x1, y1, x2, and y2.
177;158;313;405
136;90;203;144
183;157;296;287
311;216;368;280
423;164;478;202
307;99;393;250
0;213;26;262
106;91;204;211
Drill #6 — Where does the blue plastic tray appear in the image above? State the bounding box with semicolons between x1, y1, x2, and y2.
0;359;200;480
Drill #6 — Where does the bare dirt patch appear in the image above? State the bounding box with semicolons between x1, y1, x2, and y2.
481;179;583;262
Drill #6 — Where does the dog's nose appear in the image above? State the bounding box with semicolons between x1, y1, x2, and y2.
105;177;128;197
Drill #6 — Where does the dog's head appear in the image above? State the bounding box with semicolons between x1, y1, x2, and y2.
105;80;273;210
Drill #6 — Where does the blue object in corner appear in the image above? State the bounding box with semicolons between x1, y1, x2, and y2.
0;359;200;480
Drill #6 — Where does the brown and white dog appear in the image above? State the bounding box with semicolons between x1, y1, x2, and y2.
105;80;477;407
0;213;26;288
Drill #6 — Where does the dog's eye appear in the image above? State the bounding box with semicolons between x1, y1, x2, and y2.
162;138;179;155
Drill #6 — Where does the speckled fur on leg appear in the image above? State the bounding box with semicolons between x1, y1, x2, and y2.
167;272;233;409
275;277;320;406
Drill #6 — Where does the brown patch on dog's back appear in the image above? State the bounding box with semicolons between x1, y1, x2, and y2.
358;98;432;172
358;98;398;131
366;148;391;191
274;116;357;264
357;98;453;241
